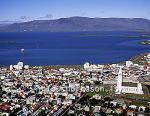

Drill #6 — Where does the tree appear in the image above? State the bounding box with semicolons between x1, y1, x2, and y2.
145;107;150;113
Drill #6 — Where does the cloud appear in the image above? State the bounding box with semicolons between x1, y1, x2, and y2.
37;14;53;20
20;16;31;20
18;16;34;22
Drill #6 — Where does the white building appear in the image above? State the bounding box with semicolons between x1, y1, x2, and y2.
126;61;133;67
24;65;29;69
116;67;143;94
84;62;90;69
10;65;13;71
147;54;150;64
17;62;24;70
10;62;29;70
83;62;103;71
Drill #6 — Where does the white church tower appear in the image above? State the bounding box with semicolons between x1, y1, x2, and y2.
116;67;123;94
137;83;144;94
115;66;144;94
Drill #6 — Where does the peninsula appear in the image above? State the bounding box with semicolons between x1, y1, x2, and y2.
139;40;150;45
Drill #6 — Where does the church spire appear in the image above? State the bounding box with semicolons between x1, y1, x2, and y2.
116;66;123;94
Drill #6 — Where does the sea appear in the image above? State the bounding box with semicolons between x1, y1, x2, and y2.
0;31;149;66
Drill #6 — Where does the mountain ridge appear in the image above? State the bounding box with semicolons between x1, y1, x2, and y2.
0;17;150;32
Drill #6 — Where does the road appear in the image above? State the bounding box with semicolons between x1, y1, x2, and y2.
60;93;86;116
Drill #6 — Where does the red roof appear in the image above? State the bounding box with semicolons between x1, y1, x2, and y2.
32;104;40;112
0;103;10;111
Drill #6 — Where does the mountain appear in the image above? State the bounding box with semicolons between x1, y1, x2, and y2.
0;24;8;27
0;20;21;25
0;17;150;32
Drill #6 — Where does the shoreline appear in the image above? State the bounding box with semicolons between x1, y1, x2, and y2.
0;53;148;68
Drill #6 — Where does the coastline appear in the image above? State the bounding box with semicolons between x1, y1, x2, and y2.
0;53;148;68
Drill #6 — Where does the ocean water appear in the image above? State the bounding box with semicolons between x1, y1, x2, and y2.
0;31;149;66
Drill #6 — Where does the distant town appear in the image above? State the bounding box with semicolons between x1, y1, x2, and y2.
0;53;150;116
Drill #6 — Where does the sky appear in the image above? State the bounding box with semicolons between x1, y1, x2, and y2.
0;0;150;21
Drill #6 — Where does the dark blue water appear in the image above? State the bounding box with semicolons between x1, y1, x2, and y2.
0;31;149;66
